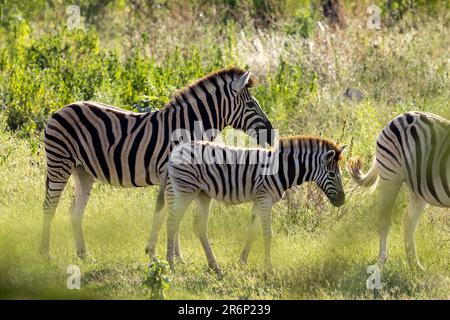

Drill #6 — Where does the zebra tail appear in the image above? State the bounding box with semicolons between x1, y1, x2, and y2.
347;157;379;193
155;172;168;212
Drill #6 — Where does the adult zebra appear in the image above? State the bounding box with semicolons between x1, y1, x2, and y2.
41;67;274;258
160;136;346;274
348;111;450;270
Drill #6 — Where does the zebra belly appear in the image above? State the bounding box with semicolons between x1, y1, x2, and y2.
75;152;162;187
201;189;255;204
425;197;450;208
418;176;450;207
406;164;450;207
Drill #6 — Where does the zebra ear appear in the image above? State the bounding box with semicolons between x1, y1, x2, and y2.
338;145;347;154
322;150;336;164
231;72;251;94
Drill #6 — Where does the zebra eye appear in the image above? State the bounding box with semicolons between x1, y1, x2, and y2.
328;172;336;178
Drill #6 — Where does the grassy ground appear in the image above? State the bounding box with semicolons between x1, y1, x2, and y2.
0;1;449;299
0;115;449;299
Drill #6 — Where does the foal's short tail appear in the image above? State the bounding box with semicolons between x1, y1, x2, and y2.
347;157;379;193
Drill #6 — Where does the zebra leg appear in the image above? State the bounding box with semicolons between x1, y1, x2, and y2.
194;194;221;275
166;194;193;272
403;191;426;271
40;168;71;257
255;198;274;271
174;200;198;262
239;211;261;265
174;228;184;263
145;194;166;259
377;179;402;266
70;166;94;258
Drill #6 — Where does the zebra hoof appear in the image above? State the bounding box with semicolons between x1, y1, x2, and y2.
265;262;273;273
144;244;153;254
378;255;388;267
145;246;156;259
76;249;88;260
212;267;223;278
207;261;222;277
409;261;425;272
175;255;186;264
168;260;176;272
39;249;51;260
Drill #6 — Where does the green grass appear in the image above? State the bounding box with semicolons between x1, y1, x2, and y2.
0;126;448;299
0;0;449;299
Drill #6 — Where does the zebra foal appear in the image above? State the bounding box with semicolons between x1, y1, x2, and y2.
348;111;450;270
159;136;346;274
41;67;274;258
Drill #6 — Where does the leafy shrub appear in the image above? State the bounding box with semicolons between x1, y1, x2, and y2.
285;6;317;38
143;260;171;300
382;0;448;22
0;24;237;137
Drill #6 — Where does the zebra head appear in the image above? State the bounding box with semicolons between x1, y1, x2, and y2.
315;146;346;207
229;71;274;147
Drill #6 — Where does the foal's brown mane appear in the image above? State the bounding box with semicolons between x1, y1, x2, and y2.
161;67;256;110
279;135;343;161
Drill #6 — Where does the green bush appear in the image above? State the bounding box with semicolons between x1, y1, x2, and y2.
143;259;171;300
382;0;448;22
285;3;318;38
0;25;238;137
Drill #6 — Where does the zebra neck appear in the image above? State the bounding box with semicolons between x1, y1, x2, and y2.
159;101;227;142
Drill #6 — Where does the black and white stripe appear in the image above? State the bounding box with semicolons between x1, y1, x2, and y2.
40;67;273;257
348;111;450;269
161;136;345;273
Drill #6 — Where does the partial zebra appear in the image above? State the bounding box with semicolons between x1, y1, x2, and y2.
158;136;345;274
348;111;450;270
42;67;274;258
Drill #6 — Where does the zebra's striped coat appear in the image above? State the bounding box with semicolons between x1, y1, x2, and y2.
41;68;273;258
162;136;345;273
349;111;450;269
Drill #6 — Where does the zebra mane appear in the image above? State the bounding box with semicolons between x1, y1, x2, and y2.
278;135;343;161
162;67;256;110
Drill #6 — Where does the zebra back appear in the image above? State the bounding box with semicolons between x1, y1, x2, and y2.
44;68;273;189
